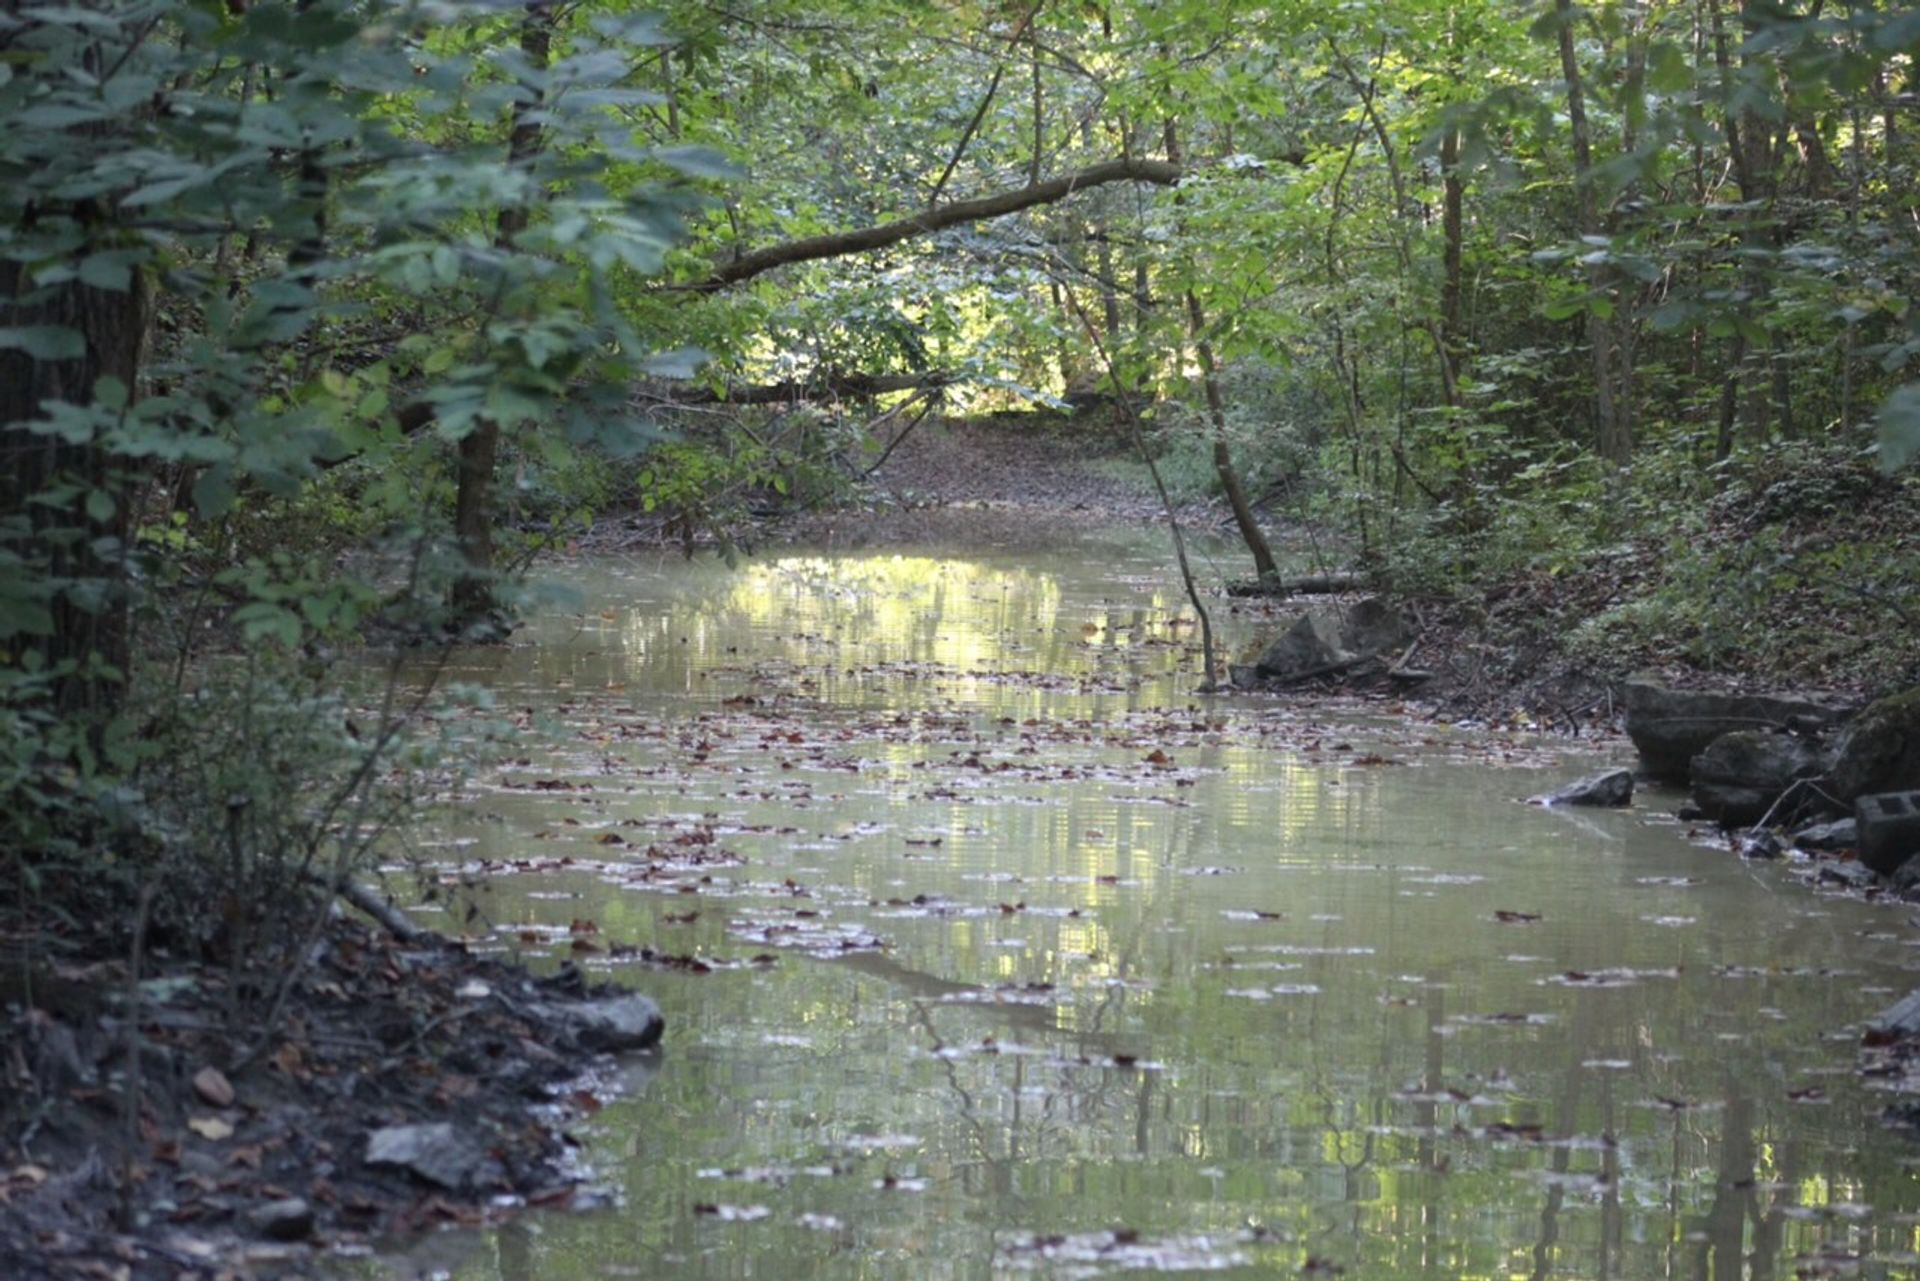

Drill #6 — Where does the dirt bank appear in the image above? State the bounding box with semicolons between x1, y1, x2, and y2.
1;908;660;1281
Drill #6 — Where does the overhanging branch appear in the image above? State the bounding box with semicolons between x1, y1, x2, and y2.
651;371;956;405
688;156;1182;292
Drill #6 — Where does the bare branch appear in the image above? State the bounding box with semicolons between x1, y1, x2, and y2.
685;156;1182;292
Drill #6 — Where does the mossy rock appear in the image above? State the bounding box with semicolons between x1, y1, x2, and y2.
1831;686;1920;803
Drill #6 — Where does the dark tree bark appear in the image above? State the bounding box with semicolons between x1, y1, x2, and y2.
0;260;149;719
0;10;152;716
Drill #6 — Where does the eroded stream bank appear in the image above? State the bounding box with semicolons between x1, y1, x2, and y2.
355;531;1920;1281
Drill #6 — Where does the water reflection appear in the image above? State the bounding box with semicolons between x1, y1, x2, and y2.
352;537;1920;1281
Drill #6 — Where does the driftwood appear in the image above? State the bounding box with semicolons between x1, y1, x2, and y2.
1226;572;1368;598
317;874;435;946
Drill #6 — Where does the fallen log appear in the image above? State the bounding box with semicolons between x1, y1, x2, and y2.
1226;573;1368;598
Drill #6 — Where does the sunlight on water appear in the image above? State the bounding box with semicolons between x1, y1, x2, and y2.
351;531;1920;1281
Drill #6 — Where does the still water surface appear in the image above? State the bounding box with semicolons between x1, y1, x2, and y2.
363;530;1920;1280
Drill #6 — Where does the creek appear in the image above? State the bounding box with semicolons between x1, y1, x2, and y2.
355;528;1920;1280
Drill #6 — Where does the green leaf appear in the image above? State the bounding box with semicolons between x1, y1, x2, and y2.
231;601;303;648
1876;383;1920;475
0;326;85;360
192;467;237;518
654;146;742;180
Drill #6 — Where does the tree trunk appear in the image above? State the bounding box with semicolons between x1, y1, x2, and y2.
1556;0;1632;463
1185;293;1279;581
1161;118;1279;582
0;233;148;721
449;1;554;630
1440;125;1465;365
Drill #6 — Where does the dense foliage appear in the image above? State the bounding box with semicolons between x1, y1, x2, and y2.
4;1;1919;945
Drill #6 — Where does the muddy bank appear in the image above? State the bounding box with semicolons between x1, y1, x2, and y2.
1;907;661;1281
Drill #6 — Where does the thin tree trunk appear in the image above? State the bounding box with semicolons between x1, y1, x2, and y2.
450;1;554;628
1162;118;1279;582
1555;0;1632;463
1440;125;1465;365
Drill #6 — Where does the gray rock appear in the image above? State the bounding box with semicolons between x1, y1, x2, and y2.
1890;855;1920;900
1792;818;1858;852
1829;687;1920;803
527;992;665;1054
365;1122;487;1189
246;1197;313;1242
1689;730;1824;826
1857;791;1920;876
1814;860;1878;891
1533;767;1634;808
1624;679;1849;784
1253;597;1409;682
1254;611;1345;680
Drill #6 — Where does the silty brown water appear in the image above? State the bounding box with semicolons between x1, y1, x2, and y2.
349;532;1920;1280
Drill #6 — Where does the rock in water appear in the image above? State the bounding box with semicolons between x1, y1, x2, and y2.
1624;679;1849;784
1857;791;1920;876
365;1122;489;1190
1791;818;1858;852
1688;730;1824;826
527;992;665;1053
1533;767;1635;807
1252;597;1408;683
1829;687;1920;803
